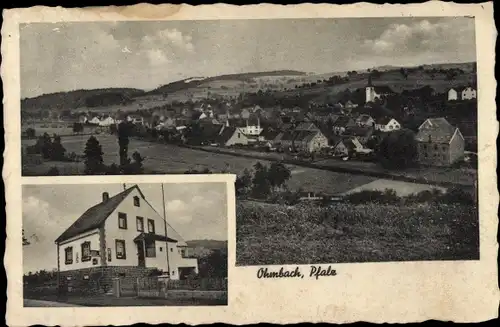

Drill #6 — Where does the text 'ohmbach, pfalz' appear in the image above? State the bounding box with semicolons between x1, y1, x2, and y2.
256;266;337;280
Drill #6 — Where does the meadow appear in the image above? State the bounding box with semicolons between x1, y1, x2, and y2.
21;134;379;194
236;200;479;266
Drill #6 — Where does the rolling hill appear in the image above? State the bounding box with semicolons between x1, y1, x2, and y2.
20;62;475;115
21;88;145;112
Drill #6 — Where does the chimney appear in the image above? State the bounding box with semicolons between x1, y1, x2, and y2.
102;192;109;202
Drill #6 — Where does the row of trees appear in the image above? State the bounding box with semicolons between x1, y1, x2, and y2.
25;133;75;162
235;161;292;200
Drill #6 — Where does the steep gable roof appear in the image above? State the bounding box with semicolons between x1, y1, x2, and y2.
376;117;396;125
217;126;246;144
415;117;458;144
55;185;142;243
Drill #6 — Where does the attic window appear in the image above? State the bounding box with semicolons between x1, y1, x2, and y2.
133;196;140;207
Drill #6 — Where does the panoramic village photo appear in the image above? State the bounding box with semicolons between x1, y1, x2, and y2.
22;182;228;306
19;17;478;266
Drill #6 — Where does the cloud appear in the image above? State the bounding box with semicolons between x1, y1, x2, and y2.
362;18;475;56
166;199;186;212
145;49;171;66
143;28;195;53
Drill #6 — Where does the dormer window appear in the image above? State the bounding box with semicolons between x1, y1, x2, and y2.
133;196;140;207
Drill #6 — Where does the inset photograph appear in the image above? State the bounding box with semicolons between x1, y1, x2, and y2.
22;181;228;306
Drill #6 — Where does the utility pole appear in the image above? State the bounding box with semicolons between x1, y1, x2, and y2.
161;183;171;277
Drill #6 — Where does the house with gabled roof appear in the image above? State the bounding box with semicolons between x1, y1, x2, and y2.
448;86;477;101
55;185;198;294
374;117;401;132
331;115;355;135
415;117;465;166
216;126;249;146
274;129;328;153
355;114;375;127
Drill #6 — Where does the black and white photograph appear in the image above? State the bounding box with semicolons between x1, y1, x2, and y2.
19;17;478;266
22;182;228;307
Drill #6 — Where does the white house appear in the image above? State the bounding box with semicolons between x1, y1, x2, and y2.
447;88;459;101
461;86;477;100
448;86;477;101
89;116;101;125
374;117;401;132
55;185;198;286
98;116;116;127
127;115;144;125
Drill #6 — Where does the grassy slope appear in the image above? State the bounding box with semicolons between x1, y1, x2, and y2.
236;200;479;266
22;135;377;192
21;62;475;113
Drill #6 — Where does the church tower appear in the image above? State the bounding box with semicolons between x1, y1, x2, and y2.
365;75;375;103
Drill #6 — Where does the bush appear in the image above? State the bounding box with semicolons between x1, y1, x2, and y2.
46;166;60;176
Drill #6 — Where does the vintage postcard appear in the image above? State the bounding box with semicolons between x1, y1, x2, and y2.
3;1;499;326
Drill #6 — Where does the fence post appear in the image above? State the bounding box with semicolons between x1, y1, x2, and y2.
136;277;139;296
113;278;121;298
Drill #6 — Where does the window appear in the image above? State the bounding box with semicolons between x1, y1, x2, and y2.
133;196;140;207
147;219;155;233
81;241;91;262
65;247;73;265
170;247;173;252
237;132;241;138
434;145;438;151
115;240;126;259
136;217;144;232
107;248;112;262
159;247;163;252
118;213;127;229
145;241;156;258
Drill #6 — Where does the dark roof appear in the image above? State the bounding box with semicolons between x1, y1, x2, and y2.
134;232;177;243
376;117;395;125
295;122;319;131
373;85;395;94
332;116;353;127
217;126;239;144
55;185;141;243
415;118;458;144
280;130;321;143
260;127;281;140
200;124;223;140
345;126;374;138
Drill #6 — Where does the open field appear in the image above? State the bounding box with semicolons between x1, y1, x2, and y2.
236;200;479;266
21;134;379;194
195;145;477;187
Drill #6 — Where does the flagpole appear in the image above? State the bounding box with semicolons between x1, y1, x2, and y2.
161;183;171;278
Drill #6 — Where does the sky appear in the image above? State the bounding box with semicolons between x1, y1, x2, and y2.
20;17;476;98
22;182;227;274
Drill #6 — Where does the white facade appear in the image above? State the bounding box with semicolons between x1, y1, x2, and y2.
103;188;197;279
461;87;477;100
374;118;401;132
58;229;101;272
89;117;101;125
447;88;458;101
98;117;116;127
365;86;383;103
57;187;198;280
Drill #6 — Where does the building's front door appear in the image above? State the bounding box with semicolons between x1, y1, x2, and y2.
137;242;145;267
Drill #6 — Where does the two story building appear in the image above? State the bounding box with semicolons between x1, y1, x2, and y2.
55;185;198;293
415;117;465;166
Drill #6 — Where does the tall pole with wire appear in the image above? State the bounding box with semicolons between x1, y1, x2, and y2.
161;183;171;277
